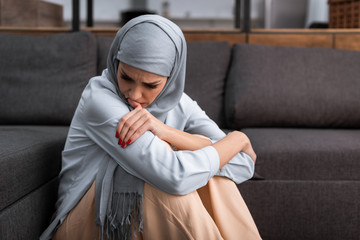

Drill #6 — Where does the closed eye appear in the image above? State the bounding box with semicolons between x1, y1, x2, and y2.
120;68;161;89
121;72;133;82
143;83;159;89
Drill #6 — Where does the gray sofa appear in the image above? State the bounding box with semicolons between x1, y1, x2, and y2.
0;31;359;240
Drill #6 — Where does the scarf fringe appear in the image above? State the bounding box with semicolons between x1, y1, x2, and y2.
95;156;144;240
96;192;143;240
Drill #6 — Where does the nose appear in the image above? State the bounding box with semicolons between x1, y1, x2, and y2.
128;85;142;101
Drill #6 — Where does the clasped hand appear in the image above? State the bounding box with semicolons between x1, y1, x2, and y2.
115;104;165;148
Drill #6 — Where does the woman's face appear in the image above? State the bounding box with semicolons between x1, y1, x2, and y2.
117;62;168;108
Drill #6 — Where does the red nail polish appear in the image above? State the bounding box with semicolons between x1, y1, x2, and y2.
121;142;126;148
126;139;131;145
118;139;122;145
116;132;119;138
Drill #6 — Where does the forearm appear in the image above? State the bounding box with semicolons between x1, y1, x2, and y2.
160;124;212;151
160;127;255;171
213;131;253;169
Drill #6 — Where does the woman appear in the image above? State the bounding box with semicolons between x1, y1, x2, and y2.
40;15;261;240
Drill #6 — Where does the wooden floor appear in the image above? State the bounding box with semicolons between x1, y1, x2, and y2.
1;27;360;51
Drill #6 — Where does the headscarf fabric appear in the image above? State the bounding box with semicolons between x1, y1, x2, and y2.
95;15;187;239
106;14;187;121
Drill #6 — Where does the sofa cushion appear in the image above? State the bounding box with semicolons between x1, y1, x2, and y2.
238;180;359;240
242;128;360;181
0;126;68;211
185;42;231;128
0;31;97;125
226;44;360;129
0;178;59;240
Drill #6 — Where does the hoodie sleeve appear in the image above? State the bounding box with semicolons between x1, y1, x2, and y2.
81;78;219;195
181;94;255;184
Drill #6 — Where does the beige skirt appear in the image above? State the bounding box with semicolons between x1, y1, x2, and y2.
53;176;261;240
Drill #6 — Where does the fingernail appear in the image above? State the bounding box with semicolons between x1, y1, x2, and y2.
118;139;122;145
121;142;126;148
126;139;131;145
116;132;119;138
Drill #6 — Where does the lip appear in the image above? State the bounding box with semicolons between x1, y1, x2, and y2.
127;98;145;108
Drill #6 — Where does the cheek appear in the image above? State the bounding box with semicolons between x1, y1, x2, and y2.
118;80;129;94
141;90;155;102
150;82;166;100
148;87;164;101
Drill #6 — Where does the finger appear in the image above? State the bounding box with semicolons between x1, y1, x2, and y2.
116;105;142;141
116;105;142;135
247;147;257;163
124;117;152;147
122;112;150;147
119;108;148;147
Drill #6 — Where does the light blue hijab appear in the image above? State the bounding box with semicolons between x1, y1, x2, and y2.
106;14;187;121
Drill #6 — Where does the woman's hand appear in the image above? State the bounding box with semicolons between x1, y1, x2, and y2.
115;104;166;148
115;104;211;150
213;131;256;169
238;132;257;163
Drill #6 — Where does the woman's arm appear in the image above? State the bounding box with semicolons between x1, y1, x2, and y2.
82;78;220;195
116;104;212;151
158;125;212;151
162;126;256;169
213;131;256;169
115;103;256;169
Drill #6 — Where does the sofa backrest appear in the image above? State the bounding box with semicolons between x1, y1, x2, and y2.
96;38;232;128
0;31;97;125
185;41;231;128
96;36;113;76
225;44;360;129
